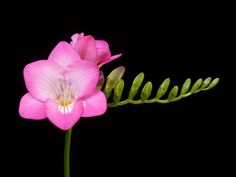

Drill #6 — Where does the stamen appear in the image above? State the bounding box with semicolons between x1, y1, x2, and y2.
60;83;64;91
56;80;75;114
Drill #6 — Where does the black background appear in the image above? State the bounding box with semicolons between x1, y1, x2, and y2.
13;3;232;177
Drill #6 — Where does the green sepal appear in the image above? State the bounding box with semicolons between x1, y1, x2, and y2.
96;71;105;90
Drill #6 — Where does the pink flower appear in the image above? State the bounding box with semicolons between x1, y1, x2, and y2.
70;33;122;67
19;42;107;130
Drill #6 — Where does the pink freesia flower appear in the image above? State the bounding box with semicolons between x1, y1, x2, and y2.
19;42;107;130
70;33;122;67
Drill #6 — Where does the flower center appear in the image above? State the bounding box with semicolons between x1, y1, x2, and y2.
58;103;74;114
55;80;76;114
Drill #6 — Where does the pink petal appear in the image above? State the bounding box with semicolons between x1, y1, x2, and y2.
70;33;85;48
19;93;46;120
110;53;123;61
71;33;85;41
82;90;107;117
98;53;122;68
64;60;99;98
95;40;110;61
95;40;111;63
95;40;109;49
45;99;83;130
48;41;81;69
74;35;98;62
24;60;64;101
97;48;111;62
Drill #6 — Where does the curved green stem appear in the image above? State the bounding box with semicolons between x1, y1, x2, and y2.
64;128;72;177
107;84;217;108
107;93;193;108
107;84;219;108
107;98;169;107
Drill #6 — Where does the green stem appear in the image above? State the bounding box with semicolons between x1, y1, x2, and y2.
107;93;193;108
64;128;72;177
107;98;169;107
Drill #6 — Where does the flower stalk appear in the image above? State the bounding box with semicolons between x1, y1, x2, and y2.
64;128;73;177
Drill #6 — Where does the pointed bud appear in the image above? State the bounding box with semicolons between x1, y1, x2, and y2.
190;78;203;93
200;77;211;89
204;78;219;90
168;86;178;100
180;78;191;95
113;79;125;104
141;82;153;101
156;78;170;99
128;72;145;100
104;66;125;99
107;66;125;89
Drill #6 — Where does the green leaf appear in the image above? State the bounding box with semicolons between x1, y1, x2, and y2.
190;78;203;93
168;86;179;100
113;79;125;104
156;78;170;99
204;78;220;90
180;78;191;95
200;77;211;89
141;82;153;101
128;72;145;100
